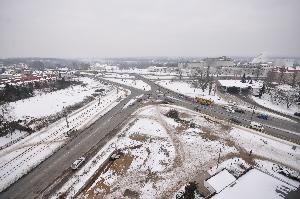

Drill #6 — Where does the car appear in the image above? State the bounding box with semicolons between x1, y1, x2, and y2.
229;118;241;124
250;122;264;131
71;157;85;170
228;101;237;106
163;97;174;104
178;94;184;98
222;105;230;109
294;112;300;117
257;113;269;120
194;106;202;111
110;153;121;161
234;108;245;114
225;108;235;113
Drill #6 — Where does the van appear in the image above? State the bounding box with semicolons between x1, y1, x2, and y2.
250;122;264;131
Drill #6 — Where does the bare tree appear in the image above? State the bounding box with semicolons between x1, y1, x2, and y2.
279;66;286;84
255;65;263;79
291;66;298;88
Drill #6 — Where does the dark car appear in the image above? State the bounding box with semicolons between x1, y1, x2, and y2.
194;106;202;111
163;97;174;104
234;108;245;114
294;112;300;117
257;113;269;120
229;118;242;124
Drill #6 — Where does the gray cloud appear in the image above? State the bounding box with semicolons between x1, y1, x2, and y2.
0;0;299;58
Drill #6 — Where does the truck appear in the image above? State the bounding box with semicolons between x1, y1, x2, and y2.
195;96;213;106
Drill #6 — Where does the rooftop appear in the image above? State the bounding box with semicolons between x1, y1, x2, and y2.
206;169;236;193
212;169;299;199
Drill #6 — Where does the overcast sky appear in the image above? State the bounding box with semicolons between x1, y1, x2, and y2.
0;0;299;58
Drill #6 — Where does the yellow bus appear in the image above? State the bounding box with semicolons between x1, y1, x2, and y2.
195;96;214;106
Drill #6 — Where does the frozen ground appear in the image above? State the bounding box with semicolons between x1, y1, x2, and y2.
0;87;129;192
101;73;151;91
52;104;299;199
252;84;299;116
156;80;226;104
252;95;298;115
3;77;108;121
0;130;28;149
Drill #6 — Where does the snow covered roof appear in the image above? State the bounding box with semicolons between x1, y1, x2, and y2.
206;169;236;193
218;80;263;89
212;169;298;199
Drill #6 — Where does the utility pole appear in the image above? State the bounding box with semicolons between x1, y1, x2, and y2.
250;106;255;122
216;148;221;169
65;115;69;128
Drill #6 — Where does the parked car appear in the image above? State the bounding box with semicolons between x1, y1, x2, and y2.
257;113;269;120
230;118;241;124
71;157;86;170
250;122;264;131
294;112;300;117
110;151;121;161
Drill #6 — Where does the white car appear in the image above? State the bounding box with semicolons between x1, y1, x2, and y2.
71;157;85;170
250;122;264;131
226;108;235;113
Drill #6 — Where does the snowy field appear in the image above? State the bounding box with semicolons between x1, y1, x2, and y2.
101;73;151;91
3;77;108;121
252;95;298;115
0;87;129;192
0;77;111;149
251;84;299;116
52;104;300;199
156;80;226;104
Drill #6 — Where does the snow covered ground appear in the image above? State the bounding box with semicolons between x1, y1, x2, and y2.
101;73;151;91
252;95;299;115
0;130;28;149
52;104;299;199
3;77;108;121
0;87;129;192
251;84;299;116
156;80;226;104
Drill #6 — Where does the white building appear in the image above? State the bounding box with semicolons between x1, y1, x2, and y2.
147;66;168;73
205;169;236;194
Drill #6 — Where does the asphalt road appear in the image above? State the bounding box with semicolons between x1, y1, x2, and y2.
0;74;299;199
137;74;300;143
0;80;146;199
